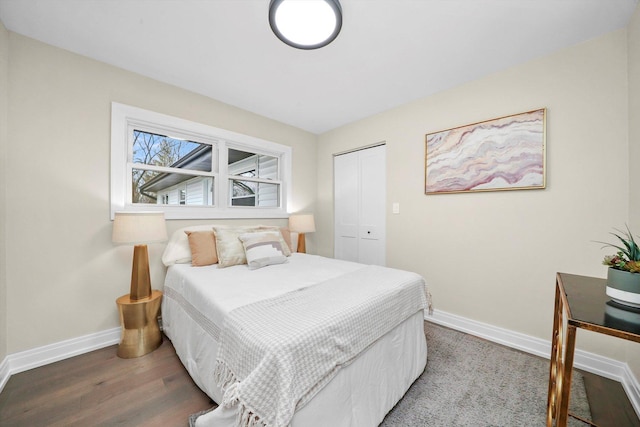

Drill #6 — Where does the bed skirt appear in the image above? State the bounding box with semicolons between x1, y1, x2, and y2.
163;294;427;427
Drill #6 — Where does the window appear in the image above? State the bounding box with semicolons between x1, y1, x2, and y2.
111;103;292;219
228;148;280;207
131;129;214;206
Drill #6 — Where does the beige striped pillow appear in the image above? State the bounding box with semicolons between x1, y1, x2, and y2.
212;225;291;268
239;231;288;270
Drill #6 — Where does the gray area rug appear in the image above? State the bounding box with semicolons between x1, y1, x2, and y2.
191;322;590;426
382;323;590;426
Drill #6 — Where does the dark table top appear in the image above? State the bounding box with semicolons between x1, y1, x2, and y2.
558;272;640;342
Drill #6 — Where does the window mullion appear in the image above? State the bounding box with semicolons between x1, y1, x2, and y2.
228;175;283;185
130;162;215;178
219;141;229;210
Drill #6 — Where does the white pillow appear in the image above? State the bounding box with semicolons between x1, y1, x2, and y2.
239;231;288;270
162;224;220;266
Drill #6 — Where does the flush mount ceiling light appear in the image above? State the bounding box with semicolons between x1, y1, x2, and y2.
269;0;342;50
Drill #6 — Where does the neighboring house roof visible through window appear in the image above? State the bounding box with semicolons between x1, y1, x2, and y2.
140;145;213;193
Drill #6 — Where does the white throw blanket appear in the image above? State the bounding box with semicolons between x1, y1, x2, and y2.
213;265;431;427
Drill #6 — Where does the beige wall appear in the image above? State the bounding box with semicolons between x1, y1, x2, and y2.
5;33;317;354
3;7;639;375
0;20;8;362
627;5;640;379
318;29;630;358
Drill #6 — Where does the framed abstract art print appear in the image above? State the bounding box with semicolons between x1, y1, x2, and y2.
425;108;546;194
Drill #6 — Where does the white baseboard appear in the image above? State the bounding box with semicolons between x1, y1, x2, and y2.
0;356;9;393
427;308;552;358
0;327;120;394
427;309;640;417
623;363;640;419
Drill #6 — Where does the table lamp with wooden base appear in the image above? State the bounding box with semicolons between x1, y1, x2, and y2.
288;213;316;253
112;211;167;358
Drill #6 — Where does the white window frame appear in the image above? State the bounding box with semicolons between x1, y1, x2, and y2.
111;102;292;220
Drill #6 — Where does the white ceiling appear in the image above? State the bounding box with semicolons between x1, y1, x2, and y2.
0;0;637;134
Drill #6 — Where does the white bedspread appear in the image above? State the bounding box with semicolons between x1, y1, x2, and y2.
213;265;429;427
162;254;431;427
163;254;369;342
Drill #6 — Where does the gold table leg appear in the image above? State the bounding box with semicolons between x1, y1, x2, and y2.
547;283;563;426
557;324;577;426
547;279;581;427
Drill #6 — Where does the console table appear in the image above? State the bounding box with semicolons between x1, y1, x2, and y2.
547;273;640;427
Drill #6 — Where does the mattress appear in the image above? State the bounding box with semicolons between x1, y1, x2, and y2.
162;253;428;426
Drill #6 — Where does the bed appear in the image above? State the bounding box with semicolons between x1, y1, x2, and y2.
160;225;431;427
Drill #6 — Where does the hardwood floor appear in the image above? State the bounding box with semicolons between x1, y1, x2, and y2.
1;334;638;426
0;336;212;427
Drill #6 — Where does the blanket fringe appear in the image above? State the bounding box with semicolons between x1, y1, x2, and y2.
236;403;268;427
222;382;241;408
215;361;268;427
214;359;238;396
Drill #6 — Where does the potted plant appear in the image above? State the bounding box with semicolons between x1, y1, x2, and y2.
601;226;640;308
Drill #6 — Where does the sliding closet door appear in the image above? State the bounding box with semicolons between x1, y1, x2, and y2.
334;145;386;266
334;151;359;262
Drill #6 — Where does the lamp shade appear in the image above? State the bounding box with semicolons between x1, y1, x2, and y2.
288;214;316;234
112;212;168;244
